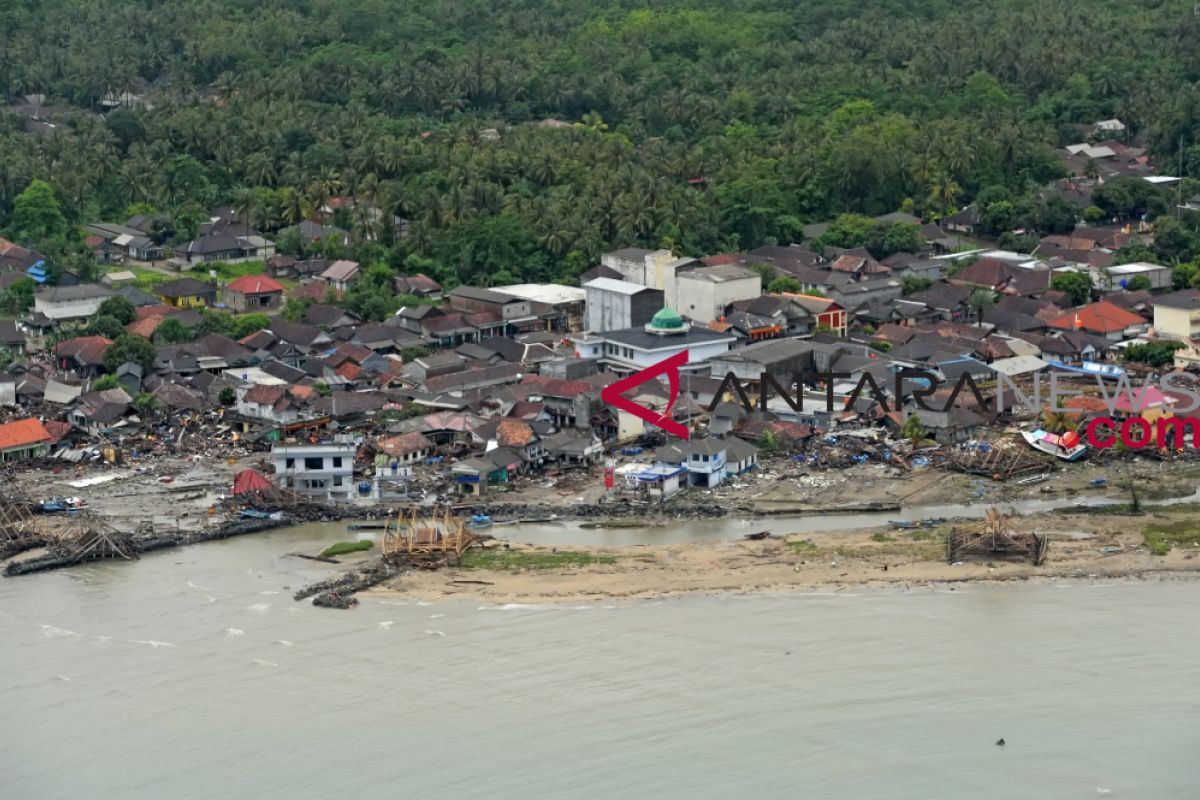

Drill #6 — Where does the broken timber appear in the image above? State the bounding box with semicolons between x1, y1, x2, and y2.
948;445;1051;481
380;507;481;568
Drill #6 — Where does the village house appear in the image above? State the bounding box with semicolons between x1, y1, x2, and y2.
319;260;361;291
68;388;132;435
393;273;443;299
224;274;285;312
0;417;53;461
1046;301;1148;341
1152;290;1200;341
33;283;114;322
0;320;27;354
155;277;217;309
54;336;112;377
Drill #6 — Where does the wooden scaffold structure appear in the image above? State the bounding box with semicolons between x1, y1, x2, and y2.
0;495;51;558
52;510;139;564
946;507;1048;566
380;507;481;567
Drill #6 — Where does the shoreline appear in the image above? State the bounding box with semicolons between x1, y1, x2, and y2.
359;509;1200;604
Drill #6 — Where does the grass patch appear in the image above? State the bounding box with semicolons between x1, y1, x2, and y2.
787;539;819;554
834;542;945;560
200;260;268;280
870;532;895;542
1142;521;1200;556
904;530;943;541
461;548;616;570
320;540;374;558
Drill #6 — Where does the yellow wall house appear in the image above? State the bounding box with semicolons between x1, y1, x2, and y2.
1152;289;1200;341
155;277;217;308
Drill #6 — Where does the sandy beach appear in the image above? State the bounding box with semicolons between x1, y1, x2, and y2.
360;508;1200;603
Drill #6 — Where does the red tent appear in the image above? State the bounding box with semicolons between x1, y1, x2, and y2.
231;468;275;495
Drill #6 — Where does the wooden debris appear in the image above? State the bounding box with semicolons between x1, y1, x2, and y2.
946;507;1048;565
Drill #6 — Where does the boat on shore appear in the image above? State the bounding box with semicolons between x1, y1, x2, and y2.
889;520;920;529
1017;473;1051;486
465;514;493;530
347;522;388;531
744;530;772;540
1022;429;1087;462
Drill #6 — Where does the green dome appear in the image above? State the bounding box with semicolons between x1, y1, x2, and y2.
646;306;685;334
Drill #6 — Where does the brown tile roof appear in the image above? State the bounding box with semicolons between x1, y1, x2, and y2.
243;384;286;405
1047;301;1146;334
55;336;113;365
496;419;536;447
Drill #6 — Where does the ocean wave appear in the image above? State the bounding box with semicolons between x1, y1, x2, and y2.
224;628;244;637
132;640;176;648
186;580;214;591
273;640;294;647
377;621;394;629
423;629;446;637
40;625;82;638
251;659;278;667
428;613;444;619
55;675;71;682
477;603;548;612
258;590;279;595
244;603;270;614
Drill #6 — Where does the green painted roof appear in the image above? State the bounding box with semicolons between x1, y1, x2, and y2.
648;306;684;331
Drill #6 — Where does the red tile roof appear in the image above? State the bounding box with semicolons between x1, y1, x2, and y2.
226;274;284;294
0;418;52;451
1047;301;1146;333
243;384;286;405
126;315;164;339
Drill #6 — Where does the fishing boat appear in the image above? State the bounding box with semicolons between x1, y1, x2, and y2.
1021;429;1088;462
1045;359;1126;381
347;522;388;531
889;520;920;530
465;514;493;530
919;517;947;527
239;509;274;520
744;530;772;541
38;496;88;514
1016;473;1051;486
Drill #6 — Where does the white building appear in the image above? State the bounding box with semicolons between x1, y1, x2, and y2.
571;307;737;374
33;284;114;321
271;443;357;500
1106;262;1172;291
584;277;664;332
672;264;762;323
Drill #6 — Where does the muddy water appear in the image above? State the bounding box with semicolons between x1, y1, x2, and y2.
1;537;1197;799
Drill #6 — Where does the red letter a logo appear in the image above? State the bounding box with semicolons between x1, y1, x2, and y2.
600;351;690;440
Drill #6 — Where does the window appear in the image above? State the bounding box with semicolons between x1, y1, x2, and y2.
333;476;343;487
332;457;343;468
285;458;295;469
304;457;323;470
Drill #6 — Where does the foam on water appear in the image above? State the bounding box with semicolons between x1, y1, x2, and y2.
224;628;244;637
40;625;82;638
245;603;270;614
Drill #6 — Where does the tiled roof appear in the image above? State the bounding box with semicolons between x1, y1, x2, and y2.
55;336;113;365
226;274;284;294
0;418;52;450
1047;301;1145;333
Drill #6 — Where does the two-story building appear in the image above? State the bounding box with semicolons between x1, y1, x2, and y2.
571;307;737;375
1152;290;1200;341
271;443;357;500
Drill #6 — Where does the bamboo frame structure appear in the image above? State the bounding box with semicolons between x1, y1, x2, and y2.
53;510;139;563
380;507;480;566
946;507;1048;565
0;495;42;546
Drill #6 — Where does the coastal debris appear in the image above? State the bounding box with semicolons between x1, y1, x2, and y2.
380;507;481;567
996;738;1005;746
946;508;1048;566
293;561;402;608
948;444;1051;481
744;530;772;540
53;511;139;563
0;495;51;559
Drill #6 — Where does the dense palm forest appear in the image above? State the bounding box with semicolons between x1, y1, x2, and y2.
2;0;1200;287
